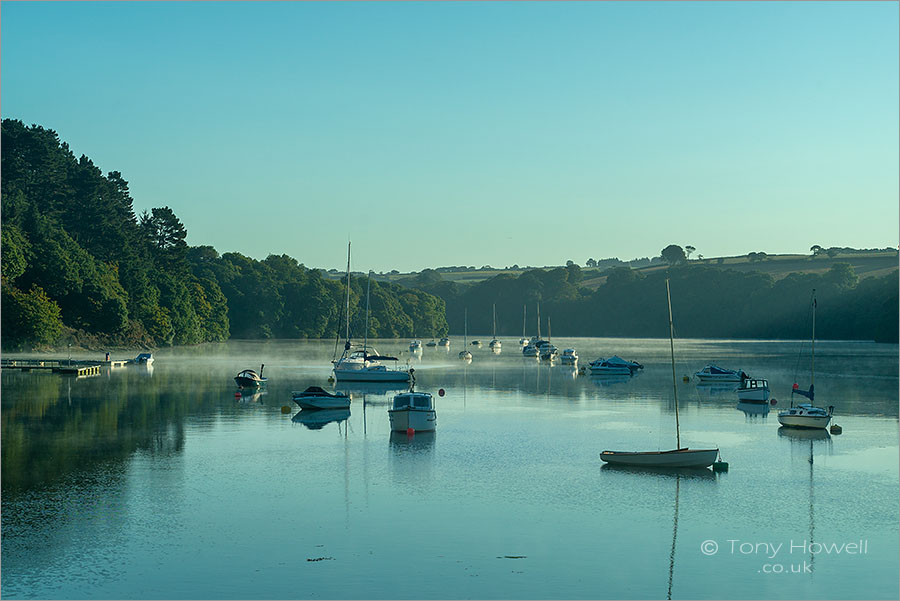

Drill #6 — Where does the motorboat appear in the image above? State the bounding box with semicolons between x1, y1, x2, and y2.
426;339;437;347
559;348;578;365
737;378;769;403
522;344;539;358
409;340;423;352
778;290;834;430
601;279;720;469
589;356;641;375
130;352;154;365
235;364;267;388
388;392;436;432
438;337;450;347
694;364;744;382
291;386;351;410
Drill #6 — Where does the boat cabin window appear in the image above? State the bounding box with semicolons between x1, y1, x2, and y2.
393;396;411;409
413;396;431;409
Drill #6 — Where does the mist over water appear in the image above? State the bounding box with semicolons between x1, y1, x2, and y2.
2;338;898;599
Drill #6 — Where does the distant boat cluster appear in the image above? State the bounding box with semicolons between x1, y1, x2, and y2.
229;245;837;472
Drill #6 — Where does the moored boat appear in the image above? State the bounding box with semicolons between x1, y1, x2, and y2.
388;392;436;432
235;364;267;388
292;386;351;410
694;364;744;382
737;378;769;403
560;348;578;365
601;279;720;470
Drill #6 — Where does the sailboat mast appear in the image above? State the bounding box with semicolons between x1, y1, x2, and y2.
364;273;371;352
493;304;497;338
522;304;526;338
537;303;542;339
666;279;681;450
464;307;468;345
344;242;351;344
811;290;816;389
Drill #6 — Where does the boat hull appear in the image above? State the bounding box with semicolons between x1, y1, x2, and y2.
334;368;410;382
589;366;631;375
292;396;350;410
737;388;769;402
389;408;436;432
600;448;719;468
777;414;831;429
695;374;741;382
235;377;266;388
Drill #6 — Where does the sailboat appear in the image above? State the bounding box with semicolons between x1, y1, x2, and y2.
489;304;501;351
458;308;473;361
601;279;720;468
539;317;558;361
523;303;544;357
778;290;834;429
332;250;412;383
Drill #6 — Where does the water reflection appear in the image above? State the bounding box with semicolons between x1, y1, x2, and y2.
291;408;351;430
590;374;632;387
237;389;267;403
777;426;833;574
736;401;770;418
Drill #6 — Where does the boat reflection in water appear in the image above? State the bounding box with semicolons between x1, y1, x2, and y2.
589;373;632;387
389;430;436;453
237;389;267;404
291;408;351;430
736;401;769;418
601;463;717;599
778;425;832;573
335;381;410;404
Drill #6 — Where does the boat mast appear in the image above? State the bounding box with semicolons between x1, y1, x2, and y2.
493;304;497;339
464;307;468;345
811;289;816;390
537;303;542;339
344;241;351;345
666;279;681;450
522;304;526;338
364;272;371;353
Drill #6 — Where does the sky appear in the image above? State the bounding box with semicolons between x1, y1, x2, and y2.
2;1;898;273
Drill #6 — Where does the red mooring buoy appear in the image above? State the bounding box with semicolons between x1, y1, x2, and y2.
438;388;445;397
770;398;777;405
406;427;415;437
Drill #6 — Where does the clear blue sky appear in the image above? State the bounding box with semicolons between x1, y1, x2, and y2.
2;1;897;272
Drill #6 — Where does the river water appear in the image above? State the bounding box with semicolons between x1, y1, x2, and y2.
2;338;897;599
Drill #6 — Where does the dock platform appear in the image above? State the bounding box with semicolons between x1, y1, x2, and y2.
2;358;103;377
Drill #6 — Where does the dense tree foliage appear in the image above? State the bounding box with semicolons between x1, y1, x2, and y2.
1;120;447;349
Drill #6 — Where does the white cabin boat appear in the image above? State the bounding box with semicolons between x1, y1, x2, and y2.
292;386;351;410
334;348;412;382
389;392;436;432
737;378;769;403
409;340;423;352
438;337;450;347
559;348;578;365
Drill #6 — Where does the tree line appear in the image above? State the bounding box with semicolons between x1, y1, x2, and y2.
407;260;898;343
1;120;448;350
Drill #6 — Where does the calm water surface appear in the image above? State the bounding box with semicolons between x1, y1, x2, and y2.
2;338;898;599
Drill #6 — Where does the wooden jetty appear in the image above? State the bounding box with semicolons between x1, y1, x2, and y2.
2;358;103;377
